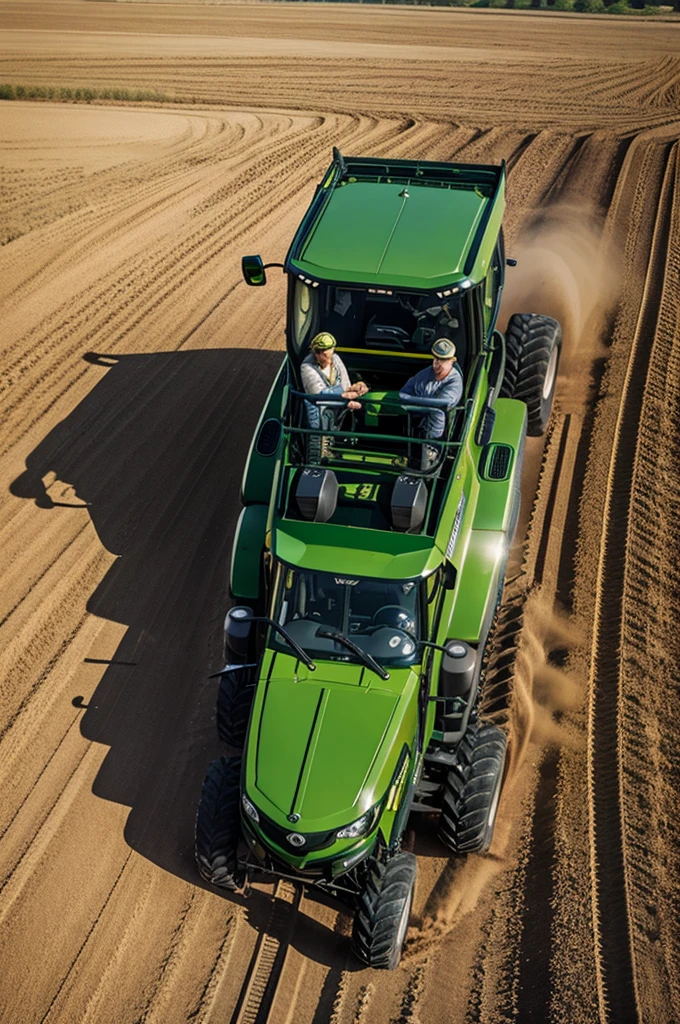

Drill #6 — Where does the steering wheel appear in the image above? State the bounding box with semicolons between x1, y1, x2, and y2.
371;605;415;634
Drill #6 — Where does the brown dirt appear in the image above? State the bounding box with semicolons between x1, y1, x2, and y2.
1;3;679;1022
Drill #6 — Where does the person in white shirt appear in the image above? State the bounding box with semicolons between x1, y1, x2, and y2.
300;332;368;428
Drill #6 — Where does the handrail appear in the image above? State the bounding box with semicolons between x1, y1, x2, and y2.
288;389;453;411
285;423;459;448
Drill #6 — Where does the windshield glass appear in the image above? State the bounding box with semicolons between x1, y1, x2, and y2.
270;563;423;668
289;278;465;360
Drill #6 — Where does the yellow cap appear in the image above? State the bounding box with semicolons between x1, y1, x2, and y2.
310;332;337;351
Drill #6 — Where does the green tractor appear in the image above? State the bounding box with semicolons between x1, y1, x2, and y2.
195;149;561;969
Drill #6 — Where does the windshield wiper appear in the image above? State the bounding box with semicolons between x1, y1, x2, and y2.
316;628;390;681
242;616;316;672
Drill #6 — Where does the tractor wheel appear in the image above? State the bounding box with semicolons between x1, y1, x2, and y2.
216;671;254;747
352;852;416;970
195;756;244;890
438;722;507;854
501;313;562;436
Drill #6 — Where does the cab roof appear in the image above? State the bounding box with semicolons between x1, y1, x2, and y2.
285;151;505;293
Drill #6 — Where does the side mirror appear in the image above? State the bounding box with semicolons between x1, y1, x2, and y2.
506;258;517;267
242;255;267;287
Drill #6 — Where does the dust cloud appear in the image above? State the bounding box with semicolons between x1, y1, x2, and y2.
500;204;620;414
408;591;586;952
506;588;586;780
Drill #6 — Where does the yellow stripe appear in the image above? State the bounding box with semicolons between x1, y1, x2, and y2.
336;347;431;360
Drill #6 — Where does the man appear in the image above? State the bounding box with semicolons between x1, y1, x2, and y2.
300;332;368;429
399;337;464;440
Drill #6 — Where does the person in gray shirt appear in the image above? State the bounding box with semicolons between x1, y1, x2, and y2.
399;337;464;439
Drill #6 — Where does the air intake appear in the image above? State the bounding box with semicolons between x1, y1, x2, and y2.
482;444;513;481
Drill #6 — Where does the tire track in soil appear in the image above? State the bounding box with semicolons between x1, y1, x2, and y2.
618;149;680;1020
463;123;632;1020
229;880;301;1024
505;130;665;1023
587;144;676;1024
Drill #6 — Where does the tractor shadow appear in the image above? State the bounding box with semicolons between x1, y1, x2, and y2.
10;348;283;874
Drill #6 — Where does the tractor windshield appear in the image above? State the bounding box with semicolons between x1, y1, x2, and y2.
289;277;465;361
270;562;424;669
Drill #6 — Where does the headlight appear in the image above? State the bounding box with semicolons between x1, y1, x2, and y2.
336;810;373;840
242;793;260;823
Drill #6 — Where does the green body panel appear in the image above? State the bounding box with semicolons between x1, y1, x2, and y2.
446;529;506;642
473;399;527;531
287;156;506;292
432;398;526;643
230;504;267;600
243;649;418;867
274;520;440;580
241;356;288;505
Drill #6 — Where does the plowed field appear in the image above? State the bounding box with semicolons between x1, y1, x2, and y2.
1;3;679;1022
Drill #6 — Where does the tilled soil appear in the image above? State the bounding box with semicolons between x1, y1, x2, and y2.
1;4;679;1023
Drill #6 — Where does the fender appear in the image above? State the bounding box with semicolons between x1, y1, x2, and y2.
230;504;268;601
241;357;288;505
447;398;526;643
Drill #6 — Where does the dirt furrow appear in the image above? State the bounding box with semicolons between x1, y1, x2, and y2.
587;145;676;1024
229;880;301;1024
616;142;680;1021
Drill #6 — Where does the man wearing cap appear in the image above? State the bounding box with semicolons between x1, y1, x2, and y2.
399;337;464;439
301;332;368;429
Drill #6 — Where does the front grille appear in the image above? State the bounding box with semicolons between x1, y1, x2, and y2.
256;809;337;853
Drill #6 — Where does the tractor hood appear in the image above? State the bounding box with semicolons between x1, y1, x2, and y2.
247;655;417;830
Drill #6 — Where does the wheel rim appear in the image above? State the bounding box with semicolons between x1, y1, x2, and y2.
542;345;559;401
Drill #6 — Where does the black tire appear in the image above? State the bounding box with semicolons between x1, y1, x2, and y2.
501;313;562;436
352;852;416;970
438;722;507;854
216;670;254;747
195;756;244;890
